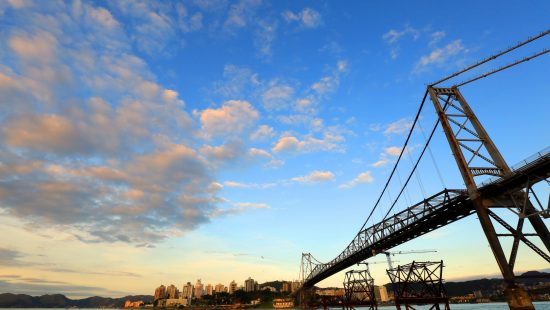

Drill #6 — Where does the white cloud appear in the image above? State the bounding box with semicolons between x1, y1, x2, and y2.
382;26;419;44
250;125;275;141
209;201;269;218
262;82;294;110
311;76;338;94
291;170;335;183
339;171;374;189
88;6;119;29
248;147;272;158
223;181;276;189
224;181;252;188
0;1;243;245
414;39;466;72
6;0;31;9
371;158;390;168
370;146;410;168
9;32;58;63
295;98;314;111
199;100;259;139
224;0;262;29
272;132;344;154
429;31;446;46
200;141;246;164
255;20;277;60
282;8;322;29
337;60;348;72
384;146;402;156
272;136;299;153
175;3;203;32
214;64;259;98
384;118;413;136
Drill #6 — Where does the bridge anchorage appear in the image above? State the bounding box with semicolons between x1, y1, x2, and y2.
298;30;550;310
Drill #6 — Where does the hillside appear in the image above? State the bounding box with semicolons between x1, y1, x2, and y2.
0;293;153;308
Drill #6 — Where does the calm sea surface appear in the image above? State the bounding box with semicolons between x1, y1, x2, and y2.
5;304;550;310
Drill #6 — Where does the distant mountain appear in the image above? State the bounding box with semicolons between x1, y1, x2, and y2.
0;293;153;308
382;271;550;297
259;280;285;291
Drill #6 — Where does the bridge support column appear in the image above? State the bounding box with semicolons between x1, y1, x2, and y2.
299;287;316;309
505;286;535;310
427;86;549;310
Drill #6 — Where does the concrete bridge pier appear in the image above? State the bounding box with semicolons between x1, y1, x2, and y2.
505;286;534;310
298;287;316;308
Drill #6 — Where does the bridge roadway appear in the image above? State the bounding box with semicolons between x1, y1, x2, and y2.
302;150;550;288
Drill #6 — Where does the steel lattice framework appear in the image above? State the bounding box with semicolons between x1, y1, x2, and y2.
299;86;550;310
298;30;550;309
343;263;377;310
386;261;450;310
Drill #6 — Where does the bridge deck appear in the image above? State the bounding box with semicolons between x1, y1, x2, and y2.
302;150;549;288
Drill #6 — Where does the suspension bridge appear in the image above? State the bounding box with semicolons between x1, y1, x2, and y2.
297;30;550;310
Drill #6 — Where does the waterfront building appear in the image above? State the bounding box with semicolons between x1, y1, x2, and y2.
182;282;193;299
165;298;190;307
124;300;144;308
229;280;238;294
166;284;178;299
373;285;389;302
206;283;213;295
215;283;226;293
154;285;166;300
245;277;256;292
195;279;204;298
317;288;344;297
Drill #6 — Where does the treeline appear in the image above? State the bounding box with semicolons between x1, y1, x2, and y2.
190;289;291;306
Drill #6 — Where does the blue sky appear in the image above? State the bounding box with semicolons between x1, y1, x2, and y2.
0;0;549;298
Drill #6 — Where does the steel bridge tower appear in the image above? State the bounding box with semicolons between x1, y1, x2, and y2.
428;86;550;310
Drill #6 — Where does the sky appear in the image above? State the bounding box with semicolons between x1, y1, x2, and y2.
0;0;549;299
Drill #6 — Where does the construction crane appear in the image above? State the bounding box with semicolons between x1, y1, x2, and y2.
381;250;437;270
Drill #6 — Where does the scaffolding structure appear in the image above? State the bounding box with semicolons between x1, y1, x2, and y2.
386;261;450;310
343;263;377;310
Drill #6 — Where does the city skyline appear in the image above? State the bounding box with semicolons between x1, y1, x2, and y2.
0;0;549;299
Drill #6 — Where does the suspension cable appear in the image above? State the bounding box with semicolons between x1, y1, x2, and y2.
456;49;549;87
381;102;448;221
418;122;447;188
408;151;427;199
430;29;549;86
358;90;429;232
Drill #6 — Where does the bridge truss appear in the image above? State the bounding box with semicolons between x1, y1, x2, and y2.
298;29;550;310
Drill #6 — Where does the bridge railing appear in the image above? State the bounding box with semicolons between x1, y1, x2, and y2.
304;189;466;285
479;146;550;188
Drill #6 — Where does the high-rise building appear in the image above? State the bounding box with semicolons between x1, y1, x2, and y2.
205;283;213;295
154;285;166;300
282;282;291;293
194;279;204;298
166;284;178;299
229;280;238;294
245;277;255;292
182;282;193;299
215;283;226;294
